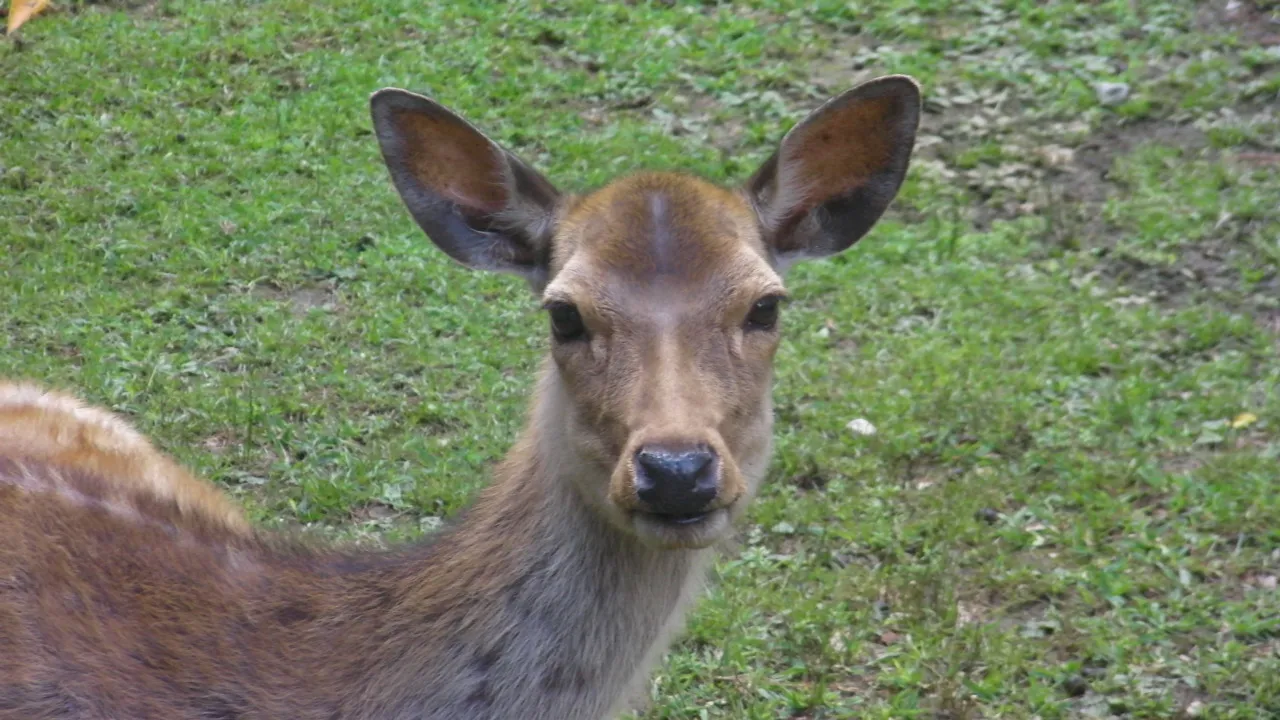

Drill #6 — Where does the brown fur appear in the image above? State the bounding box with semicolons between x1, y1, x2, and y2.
0;384;249;536
0;76;920;719
543;173;781;530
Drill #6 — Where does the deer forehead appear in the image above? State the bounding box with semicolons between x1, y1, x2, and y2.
545;172;783;316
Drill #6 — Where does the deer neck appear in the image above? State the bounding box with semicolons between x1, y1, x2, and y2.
321;364;714;720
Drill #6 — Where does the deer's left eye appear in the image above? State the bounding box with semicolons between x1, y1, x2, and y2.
547;303;587;342
744;295;783;331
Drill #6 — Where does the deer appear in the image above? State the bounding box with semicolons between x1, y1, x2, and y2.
0;75;920;720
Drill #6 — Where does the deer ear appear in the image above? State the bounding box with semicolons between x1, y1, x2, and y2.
370;89;561;288
746;75;920;269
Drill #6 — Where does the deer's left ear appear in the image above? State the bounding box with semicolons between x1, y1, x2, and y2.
746;75;921;269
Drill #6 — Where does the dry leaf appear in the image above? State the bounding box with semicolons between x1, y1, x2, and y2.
1035;145;1075;167
828;630;849;653
8;0;50;33
1231;412;1258;429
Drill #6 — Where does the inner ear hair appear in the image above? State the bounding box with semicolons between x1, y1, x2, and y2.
747;75;921;267
370;89;561;287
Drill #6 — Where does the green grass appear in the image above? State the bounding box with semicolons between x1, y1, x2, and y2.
3;0;1279;717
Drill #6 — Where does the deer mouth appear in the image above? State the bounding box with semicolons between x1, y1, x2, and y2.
630;506;731;549
659;511;711;525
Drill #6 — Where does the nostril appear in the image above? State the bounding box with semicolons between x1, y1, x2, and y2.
633;457;657;500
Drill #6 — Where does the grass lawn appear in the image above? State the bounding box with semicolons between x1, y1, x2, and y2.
3;0;1279;717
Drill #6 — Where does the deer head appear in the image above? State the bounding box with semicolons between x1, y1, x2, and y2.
371;77;920;550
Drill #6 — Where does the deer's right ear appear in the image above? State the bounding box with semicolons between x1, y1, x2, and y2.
370;89;561;288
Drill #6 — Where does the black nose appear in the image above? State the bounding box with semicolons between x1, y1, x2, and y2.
633;445;719;516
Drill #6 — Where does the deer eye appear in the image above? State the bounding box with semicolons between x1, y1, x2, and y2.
546;303;587;342
745;295;783;332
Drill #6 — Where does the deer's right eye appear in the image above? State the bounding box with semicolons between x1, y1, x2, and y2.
547;303;587;342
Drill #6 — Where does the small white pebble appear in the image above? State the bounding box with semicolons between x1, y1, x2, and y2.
1094;82;1130;106
846;418;877;436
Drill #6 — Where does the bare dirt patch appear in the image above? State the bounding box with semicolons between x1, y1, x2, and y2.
805;32;887;97
1097;242;1280;312
792;6;1277;326
1195;0;1280;46
950;115;1279;321
955;117;1210;231
1072;121;1210;194
250;281;341;317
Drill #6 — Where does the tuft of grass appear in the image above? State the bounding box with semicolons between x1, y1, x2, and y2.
3;0;1278;717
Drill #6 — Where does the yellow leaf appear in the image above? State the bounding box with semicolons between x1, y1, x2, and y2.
1231;412;1258;429
7;0;50;34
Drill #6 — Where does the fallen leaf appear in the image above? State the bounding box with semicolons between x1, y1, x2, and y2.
1231;412;1258;429
350;501;399;523
1035;145;1075;167
828;630;849;653
7;0;50;34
